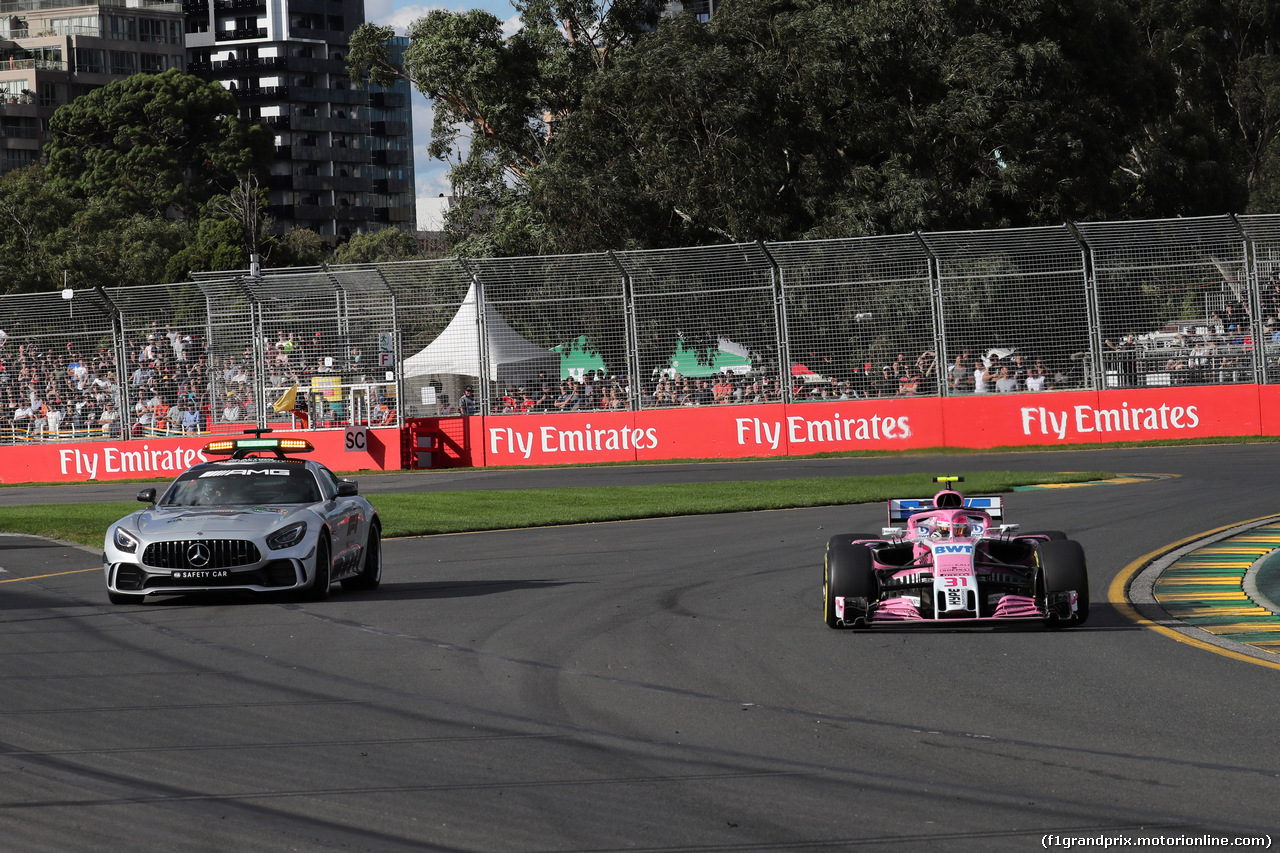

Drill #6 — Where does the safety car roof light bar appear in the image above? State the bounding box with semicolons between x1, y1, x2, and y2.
203;429;315;459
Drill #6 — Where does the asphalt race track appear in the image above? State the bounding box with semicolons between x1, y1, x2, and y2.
2;445;1279;852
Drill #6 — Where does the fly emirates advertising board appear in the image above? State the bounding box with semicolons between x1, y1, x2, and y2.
0;428;400;484
470;383;1266;467
0;385;1270;482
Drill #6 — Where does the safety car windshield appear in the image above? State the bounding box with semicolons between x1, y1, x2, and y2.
160;464;321;507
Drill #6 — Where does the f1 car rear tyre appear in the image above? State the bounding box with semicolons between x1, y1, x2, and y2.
342;522;382;591
307;535;332;601
108;591;144;605
1036;539;1089;628
824;537;877;629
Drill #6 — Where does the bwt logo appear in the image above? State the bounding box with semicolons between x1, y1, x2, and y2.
933;544;974;555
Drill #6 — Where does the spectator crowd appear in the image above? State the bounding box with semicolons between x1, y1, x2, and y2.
0;322;397;443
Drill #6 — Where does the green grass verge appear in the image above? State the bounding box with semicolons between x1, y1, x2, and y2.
0;470;1108;547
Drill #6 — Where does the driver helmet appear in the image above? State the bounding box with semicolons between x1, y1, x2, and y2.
934;519;969;538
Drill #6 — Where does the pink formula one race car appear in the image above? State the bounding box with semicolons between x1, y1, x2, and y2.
823;477;1089;629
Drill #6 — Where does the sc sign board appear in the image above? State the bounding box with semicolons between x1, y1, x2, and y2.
344;426;369;452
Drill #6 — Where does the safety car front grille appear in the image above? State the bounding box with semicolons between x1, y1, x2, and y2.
143;539;261;570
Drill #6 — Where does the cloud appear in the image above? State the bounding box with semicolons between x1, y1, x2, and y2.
367;0;520;33
498;12;521;36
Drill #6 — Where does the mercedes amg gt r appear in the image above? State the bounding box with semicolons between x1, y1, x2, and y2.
103;432;381;604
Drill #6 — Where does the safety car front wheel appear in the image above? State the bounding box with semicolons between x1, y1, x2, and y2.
307;534;332;601
342;522;381;591
824;537;877;629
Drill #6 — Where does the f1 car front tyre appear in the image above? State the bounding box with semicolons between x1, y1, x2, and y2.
342;521;382;591
1036;539;1090;628
1027;530;1067;541
824;537;877;629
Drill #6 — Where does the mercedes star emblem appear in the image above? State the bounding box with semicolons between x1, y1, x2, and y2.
187;543;211;568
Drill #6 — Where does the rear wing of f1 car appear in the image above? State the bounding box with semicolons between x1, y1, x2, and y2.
887;496;1005;524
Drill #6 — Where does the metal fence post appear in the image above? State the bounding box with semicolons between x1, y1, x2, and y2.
608;250;641;410
388;284;404;425
249;278;267;429
457;258;490;413
1236;214;1280;384
1232;214;1265;383
1064;221;1101;390
90;286;131;440
103;288;134;440
912;232;947;396
757;241;792;403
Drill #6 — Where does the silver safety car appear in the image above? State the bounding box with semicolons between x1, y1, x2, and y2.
103;432;382;604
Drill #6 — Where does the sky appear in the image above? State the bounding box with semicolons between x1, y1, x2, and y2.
362;0;521;229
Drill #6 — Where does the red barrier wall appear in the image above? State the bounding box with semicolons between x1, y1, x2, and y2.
942;384;1260;447
0;427;401;484
0;384;1267;483
470;384;1264;466
473;399;948;467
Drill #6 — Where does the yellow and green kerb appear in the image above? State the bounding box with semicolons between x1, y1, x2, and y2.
1153;525;1280;655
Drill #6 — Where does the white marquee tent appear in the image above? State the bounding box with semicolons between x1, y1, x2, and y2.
401;284;560;412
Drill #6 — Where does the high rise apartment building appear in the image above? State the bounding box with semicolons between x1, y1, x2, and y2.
0;0;186;173
184;1;414;238
0;0;415;239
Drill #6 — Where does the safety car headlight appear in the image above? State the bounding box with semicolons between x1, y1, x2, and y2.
267;521;308;550
112;527;139;554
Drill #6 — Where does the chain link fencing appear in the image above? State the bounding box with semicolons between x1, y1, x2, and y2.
769;234;933;401
618;244;782;408
1240;215;1280;383
1077;216;1253;390
924;225;1092;396
470;253;629;414
0;289;117;441
2;213;1278;444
